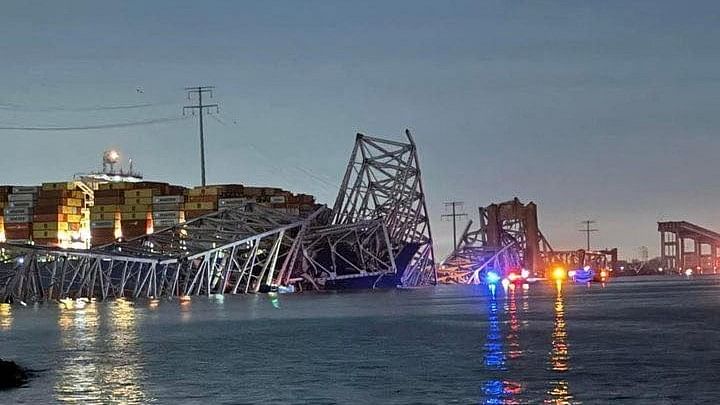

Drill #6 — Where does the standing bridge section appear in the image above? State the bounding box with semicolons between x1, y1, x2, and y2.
658;221;720;273
439;198;618;284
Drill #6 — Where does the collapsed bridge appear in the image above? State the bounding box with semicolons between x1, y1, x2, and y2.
0;130;435;302
438;198;617;283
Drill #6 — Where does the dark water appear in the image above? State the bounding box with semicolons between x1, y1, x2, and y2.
1;275;719;404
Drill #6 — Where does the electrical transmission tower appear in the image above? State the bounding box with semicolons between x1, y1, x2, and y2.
579;220;599;251
183;86;219;186
442;201;468;250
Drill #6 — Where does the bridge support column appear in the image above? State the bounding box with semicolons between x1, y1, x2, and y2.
713;244;718;273
678;237;685;273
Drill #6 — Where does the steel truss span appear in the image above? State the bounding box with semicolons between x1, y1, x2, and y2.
0;130;436;302
331;130;436;286
0;204;312;302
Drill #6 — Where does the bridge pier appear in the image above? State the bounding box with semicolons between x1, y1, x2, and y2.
659;221;720;274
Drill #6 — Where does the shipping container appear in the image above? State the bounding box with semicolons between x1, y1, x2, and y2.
121;212;149;221
5;235;31;242
38;189;84;199
153;195;184;204
243;187;263;197
152;211;182;220
187;186;221;196
8;200;34;208
34;205;81;215
98;182;134;190
120;204;151;213
94;196;124;205
67;214;82;223
124;189;157;198
4;223;30;231
152;202;184;212
186;195;218;203
94;189;125;197
36;197;83;207
153;218;181;228
4;207;32;216
184;202;216;211
32;230;69;239
90;220;115;229
12;186;39;194
125;197;153;205
33;213;67;222
33;222;69;231
184;209;215;220
41;181;76;191
8;193;36;202
5;214;31;224
219;197;255;207
91;204;119;212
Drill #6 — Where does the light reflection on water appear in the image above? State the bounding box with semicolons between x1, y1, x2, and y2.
54;299;148;404
545;282;574;405
0;302;13;330
481;285;522;404
6;278;711;403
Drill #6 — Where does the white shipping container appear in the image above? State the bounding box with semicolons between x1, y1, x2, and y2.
8;193;36;202
9;201;34;208
153;195;184;204
277;207;300;216
219;197;254;206
12;186;39;194
3;207;31;216
270;196;287;204
5;214;30;223
152;203;184;211
152;211;182;220
90;220;114;228
153;218;181;228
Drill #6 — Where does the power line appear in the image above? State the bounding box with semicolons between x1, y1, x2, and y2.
183;86;219;187
0;116;186;131
441;201;468;250
0;101;178;112
579;220;599;250
209;114;338;192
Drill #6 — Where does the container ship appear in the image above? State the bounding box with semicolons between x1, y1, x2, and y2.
0;150;317;249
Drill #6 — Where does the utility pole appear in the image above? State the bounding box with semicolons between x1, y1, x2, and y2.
183;86;219;186
579;220;598;251
442;201;468;250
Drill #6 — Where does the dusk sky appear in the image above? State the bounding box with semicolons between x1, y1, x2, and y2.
1;1;719;259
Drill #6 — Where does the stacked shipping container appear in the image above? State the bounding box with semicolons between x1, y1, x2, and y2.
5;186;38;243
0;186;11;242
33;182;84;247
0;181;316;247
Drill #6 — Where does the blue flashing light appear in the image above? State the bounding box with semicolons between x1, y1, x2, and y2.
485;270;501;284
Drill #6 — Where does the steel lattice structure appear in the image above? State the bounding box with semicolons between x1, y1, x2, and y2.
0;130;435;302
0;204;315;302
438;198;552;283
331;130;436;286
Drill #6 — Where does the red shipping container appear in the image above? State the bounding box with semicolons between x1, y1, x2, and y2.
185;210;215;220
4;223;30;231
33;214;68;222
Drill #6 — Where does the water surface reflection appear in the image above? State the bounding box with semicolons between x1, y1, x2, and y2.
481;286;521;404
545;282;574;404
54;299;148;403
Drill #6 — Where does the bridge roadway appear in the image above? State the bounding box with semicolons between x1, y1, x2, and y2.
659;221;720;273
